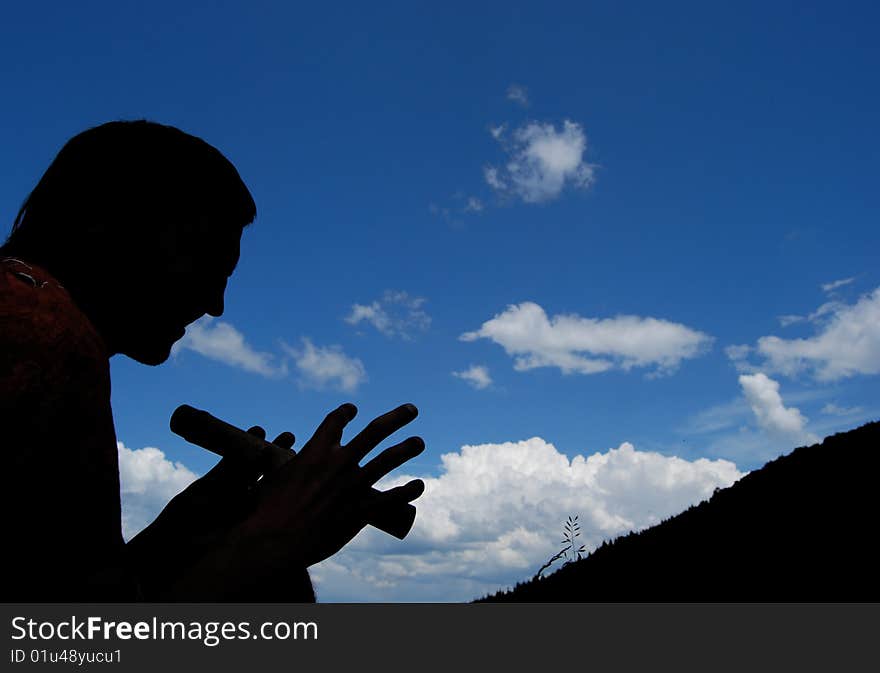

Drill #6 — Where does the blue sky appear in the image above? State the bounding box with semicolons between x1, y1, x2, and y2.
2;2;879;601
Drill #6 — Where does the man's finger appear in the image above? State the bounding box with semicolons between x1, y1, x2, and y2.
201;454;264;490
304;403;358;451
230;426;281;479
362;479;426;511
248;427;295;466
384;479;425;503
353;479;424;538
360;436;425;485
345;403;418;462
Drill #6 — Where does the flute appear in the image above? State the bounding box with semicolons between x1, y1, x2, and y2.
170;404;417;539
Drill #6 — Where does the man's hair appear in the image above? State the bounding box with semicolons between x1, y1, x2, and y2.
1;120;256;268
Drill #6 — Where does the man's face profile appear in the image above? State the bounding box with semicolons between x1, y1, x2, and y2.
112;221;243;366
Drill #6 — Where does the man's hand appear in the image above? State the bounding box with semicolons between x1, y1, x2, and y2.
236;402;426;569
136;403;425;599
126;426;295;597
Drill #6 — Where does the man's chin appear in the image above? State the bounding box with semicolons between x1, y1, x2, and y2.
125;340;175;366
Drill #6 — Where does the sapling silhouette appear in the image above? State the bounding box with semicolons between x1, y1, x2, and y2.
533;515;586;580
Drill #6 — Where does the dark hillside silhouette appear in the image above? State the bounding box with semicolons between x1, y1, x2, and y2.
478;421;880;601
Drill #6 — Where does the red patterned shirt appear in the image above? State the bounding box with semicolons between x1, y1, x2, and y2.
1;257;137;600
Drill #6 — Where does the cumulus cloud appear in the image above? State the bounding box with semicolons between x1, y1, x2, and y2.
118;442;199;539
311;437;743;601
506;84;529;107
172;316;285;377
283;338;367;392
345;290;431;339
453;365;493;390
738;373;818;444
117;435;747;602
461;302;712;376
485;120;595;203
754;288;880;381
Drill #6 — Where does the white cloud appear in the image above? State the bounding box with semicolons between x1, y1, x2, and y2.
683;386;829;438
485;120;595;203
821;403;864;417
822;277;854;293
775;300;846;330
506;84;529;107
725;344;761;374
461;302;712;376
172;316;285;378
484;166;506;190
680;398;751;435
118;442;199;540
738;373;818;444
725;344;752;361
346;303;391;334
453;365;493;390
283;338;367;392
489;125;505;140
754;288;880;381
311;437;743;601
778;315;805;327
808;300;847;323
463;197;483;213
695;426;808;467
345;290;431;339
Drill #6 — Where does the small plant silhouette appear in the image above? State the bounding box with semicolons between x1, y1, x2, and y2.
533;515;586;580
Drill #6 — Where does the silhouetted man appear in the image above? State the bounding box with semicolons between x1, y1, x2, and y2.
0;120;425;601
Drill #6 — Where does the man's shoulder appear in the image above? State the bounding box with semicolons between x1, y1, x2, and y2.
1;258;106;359
1;258;109;391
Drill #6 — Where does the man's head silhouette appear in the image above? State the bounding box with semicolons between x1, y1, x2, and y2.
2;120;427;603
2;120;256;364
